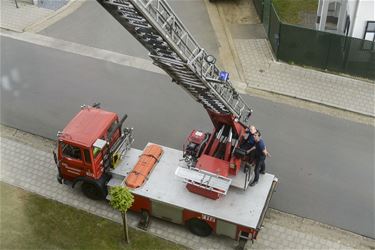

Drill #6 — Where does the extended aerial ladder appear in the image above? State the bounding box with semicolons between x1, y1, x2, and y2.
98;0;252;126
98;0;256;199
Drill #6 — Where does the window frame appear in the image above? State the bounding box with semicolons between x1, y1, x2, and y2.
60;142;83;161
84;148;92;165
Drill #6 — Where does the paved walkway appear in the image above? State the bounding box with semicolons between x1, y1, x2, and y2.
0;129;374;249
0;0;53;32
234;39;375;117
222;0;375;117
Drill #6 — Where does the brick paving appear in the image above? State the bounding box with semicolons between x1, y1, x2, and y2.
1;133;374;249
0;0;53;32
235;39;375;117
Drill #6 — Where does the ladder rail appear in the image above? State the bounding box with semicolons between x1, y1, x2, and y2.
135;0;200;62
138;1;250;119
100;0;253;125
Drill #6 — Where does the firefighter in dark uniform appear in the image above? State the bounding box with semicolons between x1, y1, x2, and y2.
250;131;271;186
239;125;257;173
240;125;257;151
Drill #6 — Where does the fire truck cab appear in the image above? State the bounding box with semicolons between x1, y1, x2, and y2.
54;104;132;200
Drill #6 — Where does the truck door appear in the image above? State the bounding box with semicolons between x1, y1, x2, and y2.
92;145;104;179
59;142;84;180
83;148;96;178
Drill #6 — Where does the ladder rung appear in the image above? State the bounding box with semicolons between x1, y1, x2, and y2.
100;0;253;126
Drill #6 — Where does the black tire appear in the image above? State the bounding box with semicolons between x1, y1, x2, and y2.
186;218;212;237
81;181;106;200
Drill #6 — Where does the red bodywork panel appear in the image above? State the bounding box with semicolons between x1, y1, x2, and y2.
187;130;206;144
196;154;229;177
60;107;118;147
206;110;243;136
237;225;258;240
184;110;249;199
183;210;216;232
187;183;222;200
130;194;151;213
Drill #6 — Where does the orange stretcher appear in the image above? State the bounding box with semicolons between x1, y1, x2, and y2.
125;144;163;188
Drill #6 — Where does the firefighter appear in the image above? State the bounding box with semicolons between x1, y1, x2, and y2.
239;125;257;173
250;131;271;186
240;125;257;152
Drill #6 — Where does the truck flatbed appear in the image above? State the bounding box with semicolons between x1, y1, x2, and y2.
109;143;277;230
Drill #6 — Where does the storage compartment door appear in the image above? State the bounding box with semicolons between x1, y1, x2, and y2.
151;201;183;224
216;219;237;239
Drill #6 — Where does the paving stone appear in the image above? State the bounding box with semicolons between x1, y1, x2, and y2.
1;137;374;249
0;0;53;32
234;39;374;117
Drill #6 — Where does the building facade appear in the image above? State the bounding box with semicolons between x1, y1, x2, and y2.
316;0;375;41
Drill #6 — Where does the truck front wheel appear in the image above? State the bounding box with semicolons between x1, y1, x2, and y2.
186;218;212;237
81;181;106;200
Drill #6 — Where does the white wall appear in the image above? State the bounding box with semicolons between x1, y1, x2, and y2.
347;0;357;20
351;0;375;40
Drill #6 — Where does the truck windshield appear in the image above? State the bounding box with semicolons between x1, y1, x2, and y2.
61;142;82;160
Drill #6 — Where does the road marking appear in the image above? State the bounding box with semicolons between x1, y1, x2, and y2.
0;30;165;76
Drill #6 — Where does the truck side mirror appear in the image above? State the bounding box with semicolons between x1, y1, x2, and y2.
53;150;58;165
92;102;101;108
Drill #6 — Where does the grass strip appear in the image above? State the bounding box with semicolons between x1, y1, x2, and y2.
0;182;185;250
273;0;318;24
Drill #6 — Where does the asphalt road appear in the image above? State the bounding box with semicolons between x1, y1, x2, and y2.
1;35;374;238
40;0;219;60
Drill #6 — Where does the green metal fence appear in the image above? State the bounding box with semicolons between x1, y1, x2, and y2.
253;0;263;21
253;0;375;80
262;0;271;34
268;4;280;55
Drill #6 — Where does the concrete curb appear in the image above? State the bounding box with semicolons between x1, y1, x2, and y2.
234;39;375;118
0;30;165;75
245;84;375;118
24;0;85;33
203;0;242;82
215;3;246;83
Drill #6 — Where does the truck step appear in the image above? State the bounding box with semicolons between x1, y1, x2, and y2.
107;176;124;188
110;171;127;180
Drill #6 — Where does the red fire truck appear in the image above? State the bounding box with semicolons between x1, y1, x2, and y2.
54;104;277;247
53;0;278;248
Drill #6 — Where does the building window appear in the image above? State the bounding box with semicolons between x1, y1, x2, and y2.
363;21;375;41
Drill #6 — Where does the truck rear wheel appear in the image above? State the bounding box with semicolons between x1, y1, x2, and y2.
186;218;212;237
81;181;106;200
